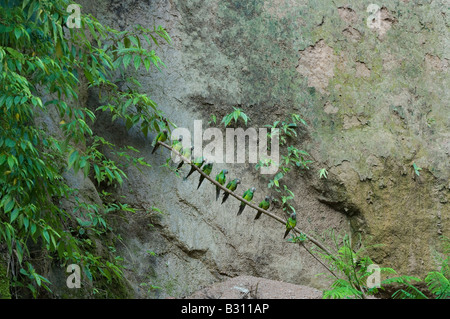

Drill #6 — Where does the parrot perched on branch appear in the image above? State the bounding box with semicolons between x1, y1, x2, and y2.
184;156;206;181
221;178;241;204
151;129;168;154
254;196;270;220
237;187;256;216
197;161;214;189
171;136;183;163
177;146;194;171
215;169;229;201
283;211;297;239
171;136;183;152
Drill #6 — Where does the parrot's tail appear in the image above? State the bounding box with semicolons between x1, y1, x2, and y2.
197;177;204;189
184;168;195;181
221;193;229;205
151;144;159;154
254;212;262;220
283;228;291;239
215;187;221;201
237;204;245;216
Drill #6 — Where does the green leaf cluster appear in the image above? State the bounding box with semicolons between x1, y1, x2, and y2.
261;114;311;214
318;168;328;179
0;0;170;297
265;113;306;146
221;107;250;127
412;162;422;177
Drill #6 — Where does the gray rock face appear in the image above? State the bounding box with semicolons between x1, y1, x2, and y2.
187;275;323;299
76;0;449;298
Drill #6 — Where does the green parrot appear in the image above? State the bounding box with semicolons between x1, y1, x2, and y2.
184;156;205;181
197;161;213;189
254;196;271;220
237;187;256;216
171;135;183;153
215;169;229;201
171;135;183;163
221;178;241;205
177;146;194;171
283;211;297;239
151;129;168;154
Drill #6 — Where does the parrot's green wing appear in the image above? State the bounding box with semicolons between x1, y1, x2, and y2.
215;170;227;201
221;180;234;204
176;146;193;171
184;157;204;180
221;178;240;204
172;140;182;152
237;188;255;216
151;130;168;154
243;189;254;201
151;132;163;152
197;163;213;189
254;198;270;220
283;214;297;239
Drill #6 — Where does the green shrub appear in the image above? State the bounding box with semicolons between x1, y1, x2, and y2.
0;0;171;297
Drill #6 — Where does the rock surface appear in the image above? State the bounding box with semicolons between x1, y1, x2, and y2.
187;275;322;299
74;0;450;298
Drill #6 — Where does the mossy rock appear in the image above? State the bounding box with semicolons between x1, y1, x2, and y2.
0;258;11;299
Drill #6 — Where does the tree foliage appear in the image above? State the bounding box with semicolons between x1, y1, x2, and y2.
0;0;171;297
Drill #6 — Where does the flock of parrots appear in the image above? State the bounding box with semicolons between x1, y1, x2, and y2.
152;129;297;239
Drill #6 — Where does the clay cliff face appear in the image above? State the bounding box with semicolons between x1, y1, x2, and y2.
72;0;449;298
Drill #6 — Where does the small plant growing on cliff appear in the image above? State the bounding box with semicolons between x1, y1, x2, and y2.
258;113;312;219
287;232;308;244
390;236;450;299
208;114;217;125
412;163;422;176
221;107;250;127
314;232;401;299
139;282;162;297
254;158;276;170
424;236;450;299
319;168;328;179
265;113;306;146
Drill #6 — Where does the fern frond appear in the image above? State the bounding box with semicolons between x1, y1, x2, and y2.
440;236;450;255
425;271;450;299
360;267;397;281
392;287;427;299
384;276;427;299
322;278;364;299
323;285;362;299
381;275;421;285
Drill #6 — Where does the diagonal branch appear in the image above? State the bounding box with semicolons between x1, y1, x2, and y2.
158;141;337;260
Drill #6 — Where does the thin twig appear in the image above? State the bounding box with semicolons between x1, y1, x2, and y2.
288;225;339;280
300;243;339;280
